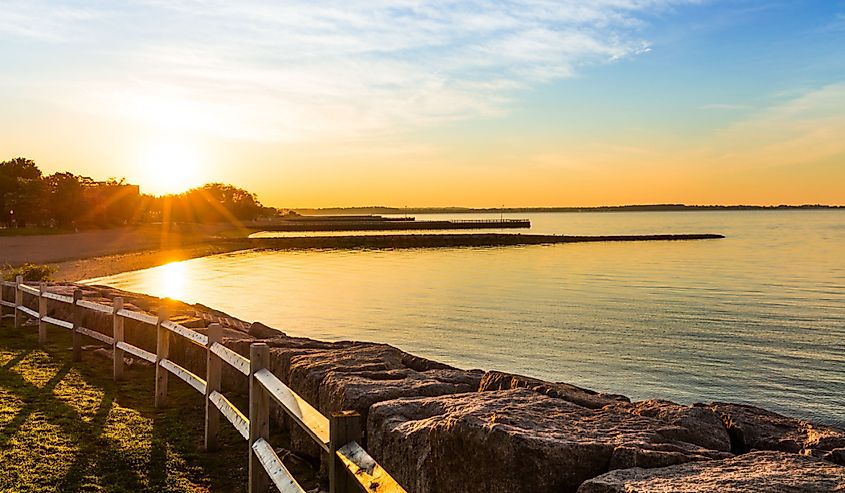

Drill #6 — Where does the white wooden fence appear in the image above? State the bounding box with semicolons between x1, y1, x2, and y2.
0;276;407;493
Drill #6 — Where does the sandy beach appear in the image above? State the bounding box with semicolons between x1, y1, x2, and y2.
0;224;255;281
49;242;254;281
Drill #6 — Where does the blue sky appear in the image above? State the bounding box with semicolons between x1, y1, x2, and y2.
448;1;845;133
1;1;843;205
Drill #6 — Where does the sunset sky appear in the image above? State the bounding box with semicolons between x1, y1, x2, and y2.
1;1;843;207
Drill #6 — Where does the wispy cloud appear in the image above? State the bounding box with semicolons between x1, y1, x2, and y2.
1;0;696;141
818;11;845;33
712;82;845;167
700;103;749;110
0;2;107;42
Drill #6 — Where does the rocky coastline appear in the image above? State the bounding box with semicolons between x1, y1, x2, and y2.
7;282;844;493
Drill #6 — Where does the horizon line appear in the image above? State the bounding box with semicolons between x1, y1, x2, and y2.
287;204;844;211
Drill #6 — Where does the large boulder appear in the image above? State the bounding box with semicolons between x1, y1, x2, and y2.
248;321;286;339
711;402;845;454
577;450;845;492
285;343;465;460
611;400;731;452
225;336;347;392
319;367;483;441
479;370;629;409
368;389;731;493
220;337;351;436
287;343;407;407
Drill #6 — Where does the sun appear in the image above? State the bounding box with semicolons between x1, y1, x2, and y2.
136;140;204;195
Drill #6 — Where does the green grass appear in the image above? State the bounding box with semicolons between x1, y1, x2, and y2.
0;318;313;493
2;263;56;282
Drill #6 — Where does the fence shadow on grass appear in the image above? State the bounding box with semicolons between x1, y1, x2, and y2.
0;323;249;493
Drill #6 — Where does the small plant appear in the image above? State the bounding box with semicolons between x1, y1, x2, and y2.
2;263;55;282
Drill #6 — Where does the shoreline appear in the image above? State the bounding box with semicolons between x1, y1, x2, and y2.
50;239;254;281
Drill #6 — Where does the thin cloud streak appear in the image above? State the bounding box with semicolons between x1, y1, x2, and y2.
713;82;845;167
700;103;750;110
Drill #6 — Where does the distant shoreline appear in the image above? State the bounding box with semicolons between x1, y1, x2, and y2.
292;204;843;215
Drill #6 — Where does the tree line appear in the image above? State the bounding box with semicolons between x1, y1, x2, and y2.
0;157;278;229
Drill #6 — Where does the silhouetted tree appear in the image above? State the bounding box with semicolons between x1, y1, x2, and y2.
0;157;272;229
43;172;87;228
1;157;44;227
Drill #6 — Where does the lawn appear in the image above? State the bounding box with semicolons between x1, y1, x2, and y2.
0;318;312;492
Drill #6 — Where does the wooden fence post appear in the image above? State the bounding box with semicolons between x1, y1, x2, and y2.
38;283;47;345
329;411;363;493
155;306;170;408
249;343;270;493
0;280;6;320
112;297;124;381
72;289;82;362
204;323;222;451
14;275;23;329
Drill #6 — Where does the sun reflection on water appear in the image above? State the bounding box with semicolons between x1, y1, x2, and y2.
156;261;187;301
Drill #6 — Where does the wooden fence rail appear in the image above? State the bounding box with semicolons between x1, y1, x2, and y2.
0;278;407;493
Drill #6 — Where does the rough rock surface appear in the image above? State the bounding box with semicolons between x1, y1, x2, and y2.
711;402;845;454
226;336;349;389
285;343;472;459
248;321;287;339
479;370;629;409
368;389;731;493
826;448;845;466
319;367;482;435
288;344;414;408
611;400;732;452
577;451;845;492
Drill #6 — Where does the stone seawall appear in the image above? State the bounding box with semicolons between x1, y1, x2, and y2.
250;232;726;250
11;283;844;493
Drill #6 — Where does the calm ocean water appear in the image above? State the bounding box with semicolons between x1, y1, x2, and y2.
87;211;845;426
